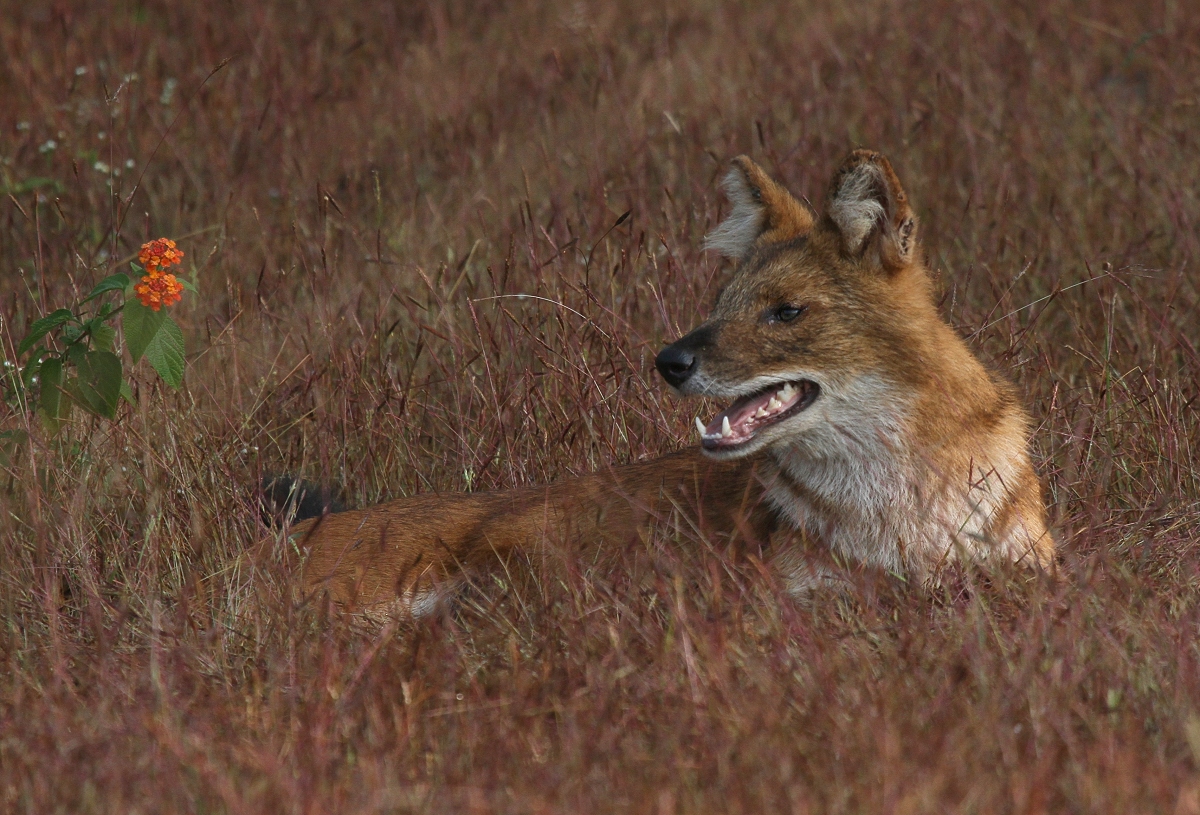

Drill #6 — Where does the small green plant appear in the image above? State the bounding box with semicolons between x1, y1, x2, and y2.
5;237;194;431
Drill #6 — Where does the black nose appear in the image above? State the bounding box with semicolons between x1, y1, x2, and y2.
655;344;697;388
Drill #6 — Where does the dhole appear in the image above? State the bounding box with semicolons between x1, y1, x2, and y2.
267;150;1055;615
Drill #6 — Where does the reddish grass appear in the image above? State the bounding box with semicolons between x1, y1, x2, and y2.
2;0;1200;811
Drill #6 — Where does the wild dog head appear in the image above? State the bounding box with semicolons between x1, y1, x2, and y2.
656;150;939;460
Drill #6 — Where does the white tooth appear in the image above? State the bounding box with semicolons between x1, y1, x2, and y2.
755;407;769;418
721;416;732;437
768;396;782;410
780;383;795;399
695;417;707;436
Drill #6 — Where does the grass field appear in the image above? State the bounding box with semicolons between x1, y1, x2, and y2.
2;0;1199;811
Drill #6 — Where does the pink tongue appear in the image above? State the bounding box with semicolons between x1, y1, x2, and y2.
704;390;777;436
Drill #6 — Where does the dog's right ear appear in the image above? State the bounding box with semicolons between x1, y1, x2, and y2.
705;156;815;262
826;149;918;273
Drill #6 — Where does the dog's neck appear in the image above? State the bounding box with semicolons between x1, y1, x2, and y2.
761;356;1023;581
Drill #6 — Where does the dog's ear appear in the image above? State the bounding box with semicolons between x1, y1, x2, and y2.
705;156;816;261
826;150;918;273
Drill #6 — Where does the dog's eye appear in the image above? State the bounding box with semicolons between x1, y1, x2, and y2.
773;304;806;323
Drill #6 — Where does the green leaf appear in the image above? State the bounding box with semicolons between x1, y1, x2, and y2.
143;317;185;389
82;273;131;303
179;277;198;294
71;350;123;418
18;309;74;356
120;380;134;405
67;342;87;368
38;357;65;423
92;324;117;353
21;353;43;389
122;297;167;363
0;429;29;468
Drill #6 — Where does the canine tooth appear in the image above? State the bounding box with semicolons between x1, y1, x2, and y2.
768;396;782;410
695;417;707;436
721;416;732;437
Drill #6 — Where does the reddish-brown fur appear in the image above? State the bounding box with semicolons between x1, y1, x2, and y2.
266;150;1055;614
283;449;773;613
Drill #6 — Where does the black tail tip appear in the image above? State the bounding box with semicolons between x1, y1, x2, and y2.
260;476;346;525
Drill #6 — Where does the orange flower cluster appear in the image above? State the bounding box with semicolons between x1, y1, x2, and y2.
134;238;185;311
138;237;184;272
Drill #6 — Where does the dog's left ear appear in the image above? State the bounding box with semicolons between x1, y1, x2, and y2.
705;156;815;261
826;150;918;273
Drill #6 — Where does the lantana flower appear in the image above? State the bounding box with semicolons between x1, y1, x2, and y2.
134;238;185;311
138;237;184;272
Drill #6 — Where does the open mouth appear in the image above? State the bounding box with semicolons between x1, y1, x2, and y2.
695;380;820;451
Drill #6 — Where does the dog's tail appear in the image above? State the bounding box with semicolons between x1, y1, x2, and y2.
260;476;346;525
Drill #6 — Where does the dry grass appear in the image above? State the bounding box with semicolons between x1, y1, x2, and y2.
2;0;1199;811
